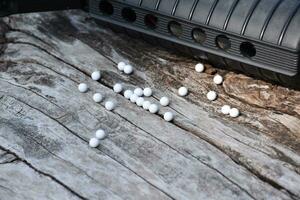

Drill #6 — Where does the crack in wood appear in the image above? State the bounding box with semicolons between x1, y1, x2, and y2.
0;77;64;110
0;150;19;165
9;28;54;48
0;158;19;165
0;145;87;200
0;183;15;194
172;121;299;200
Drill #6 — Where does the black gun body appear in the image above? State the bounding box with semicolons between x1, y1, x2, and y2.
1;0;300;89
90;0;300;89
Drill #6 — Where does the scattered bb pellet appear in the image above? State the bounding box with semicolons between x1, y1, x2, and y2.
164;112;174;122
213;74;224;85
89;138;100;148
136;97;144;107
124;64;133;74
78;83;88;93
105;101;115;111
143;87;153;97
160;97;170;107
207;91;218;101
124;90;133;99
95;129;107;140
113;83;123;93
142;101;151;110
178;87;188;96
91;71;101;81
130;94;139;103
221;105;231;115
118;62;126;71
195;63;205;73
149;104;159;114
134;88;144;97
93;93;103;103
229;108;240;118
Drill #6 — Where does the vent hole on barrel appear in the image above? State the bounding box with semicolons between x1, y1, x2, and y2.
99;1;114;16
216;35;231;51
122;7;137;22
168;21;183;37
240;42;256;58
144;14;158;29
192;28;206;44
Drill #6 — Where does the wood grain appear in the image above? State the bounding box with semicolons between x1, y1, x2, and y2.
0;10;299;200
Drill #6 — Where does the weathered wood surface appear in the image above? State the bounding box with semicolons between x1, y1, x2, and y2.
0;10;300;200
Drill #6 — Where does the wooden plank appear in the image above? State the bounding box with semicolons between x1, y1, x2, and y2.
0;10;299;200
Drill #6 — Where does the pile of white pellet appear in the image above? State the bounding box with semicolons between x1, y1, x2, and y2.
194;63;240;117
78;62;176;148
78;61;240;148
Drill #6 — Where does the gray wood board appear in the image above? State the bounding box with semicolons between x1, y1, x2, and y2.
0;10;299;200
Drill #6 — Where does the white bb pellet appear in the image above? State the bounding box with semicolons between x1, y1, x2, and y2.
136;97;144;107
164;112;174;122
221;105;231;115
95;129;107;140
91;71;101;81
149;104;159;114
195;63;205;73
78;83;88;93
105;101;115;111
142;101;151;110
130;94;139;103
143;87;153;97
178;87;188;96
207;91;218;101
230;108;240;118
118;62;126;71
134;88;144;97
160;97;170;107
93;93;103;103
124;90;133;99
124;64;133;74
113;83;123;93
89;138;100;148
213;74;224;85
